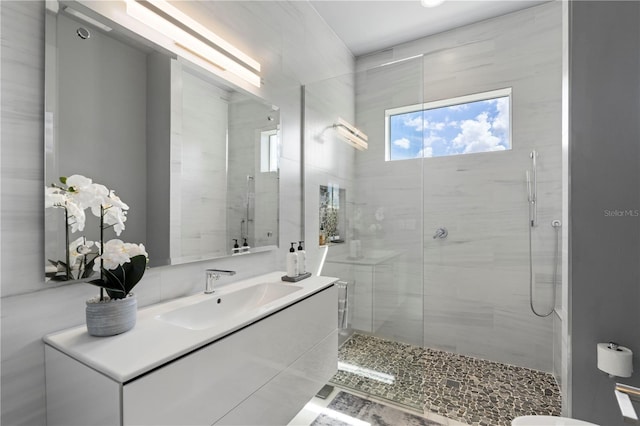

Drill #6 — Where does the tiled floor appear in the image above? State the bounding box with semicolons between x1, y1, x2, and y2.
288;385;467;426
328;333;562;426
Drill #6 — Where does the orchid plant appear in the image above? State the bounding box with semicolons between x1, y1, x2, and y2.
45;174;148;300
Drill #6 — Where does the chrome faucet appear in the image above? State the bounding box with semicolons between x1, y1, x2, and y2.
205;269;236;294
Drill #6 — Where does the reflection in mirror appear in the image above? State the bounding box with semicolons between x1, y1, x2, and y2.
44;2;279;280
302;73;359;274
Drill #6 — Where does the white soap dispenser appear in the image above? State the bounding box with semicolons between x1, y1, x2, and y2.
286;242;298;278
297;241;306;274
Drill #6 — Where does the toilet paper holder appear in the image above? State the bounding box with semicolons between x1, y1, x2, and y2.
598;341;634;378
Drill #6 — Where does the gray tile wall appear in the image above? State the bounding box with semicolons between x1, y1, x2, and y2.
569;2;640;424
0;1;354;424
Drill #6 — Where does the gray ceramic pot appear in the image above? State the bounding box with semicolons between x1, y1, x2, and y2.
85;293;137;337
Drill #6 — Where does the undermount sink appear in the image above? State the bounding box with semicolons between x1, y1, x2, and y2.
156;282;302;330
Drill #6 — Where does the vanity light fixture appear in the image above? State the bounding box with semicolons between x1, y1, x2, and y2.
63;6;113;32
125;0;261;87
333;117;368;151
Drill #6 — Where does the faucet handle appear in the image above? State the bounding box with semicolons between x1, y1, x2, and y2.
206;269;236;275
205;269;236;294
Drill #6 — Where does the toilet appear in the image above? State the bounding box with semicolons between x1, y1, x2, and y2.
512;415;599;425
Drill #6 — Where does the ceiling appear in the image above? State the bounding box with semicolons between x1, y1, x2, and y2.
309;0;548;57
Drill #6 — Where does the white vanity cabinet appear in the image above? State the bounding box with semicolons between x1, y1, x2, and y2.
44;276;337;426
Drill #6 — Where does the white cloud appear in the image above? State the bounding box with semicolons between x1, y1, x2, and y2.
392;137;411;149
403;116;423;131
424;132;442;147
428;121;445;131
448;104;469;112
491;97;509;139
403;115;446;132
452;112;505;153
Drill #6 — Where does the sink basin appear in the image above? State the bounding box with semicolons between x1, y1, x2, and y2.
156;282;302;330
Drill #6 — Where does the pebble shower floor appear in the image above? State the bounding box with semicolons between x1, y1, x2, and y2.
329;333;561;426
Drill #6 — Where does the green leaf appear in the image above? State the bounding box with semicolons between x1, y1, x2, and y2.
49;276;68;281
81;258;97;279
123;255;147;294
89;255;147;299
88;277;126;295
59;176;67;184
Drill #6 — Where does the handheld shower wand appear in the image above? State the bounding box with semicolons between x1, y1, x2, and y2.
526;150;561;317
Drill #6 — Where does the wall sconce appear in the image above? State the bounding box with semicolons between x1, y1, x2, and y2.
333;117;368;151
125;0;261;87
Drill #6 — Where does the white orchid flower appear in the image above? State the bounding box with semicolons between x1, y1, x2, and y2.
65;174;92;188
65;199;86;233
84;183;110;216
103;206;128;235
65;175;108;214
124;242;147;258
93;239;130;271
44;187;67;208
69;236;95;267
106;191;129;210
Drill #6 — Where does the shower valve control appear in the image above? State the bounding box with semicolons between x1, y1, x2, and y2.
433;227;448;239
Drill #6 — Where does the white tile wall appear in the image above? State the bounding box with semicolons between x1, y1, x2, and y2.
227;98;279;249
173;68;229;259
0;1;354;424
303;72;357;274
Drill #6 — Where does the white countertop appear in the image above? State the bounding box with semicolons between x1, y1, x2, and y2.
43;272;337;383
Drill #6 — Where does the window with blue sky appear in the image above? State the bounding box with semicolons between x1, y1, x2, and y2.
386;88;511;161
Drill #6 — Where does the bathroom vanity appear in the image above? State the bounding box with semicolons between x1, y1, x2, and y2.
44;272;338;426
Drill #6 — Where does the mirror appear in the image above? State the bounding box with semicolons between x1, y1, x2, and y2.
44;2;279;280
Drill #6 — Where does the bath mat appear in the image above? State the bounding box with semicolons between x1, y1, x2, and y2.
310;391;443;426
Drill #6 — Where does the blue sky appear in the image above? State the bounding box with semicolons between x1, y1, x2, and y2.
388;96;510;160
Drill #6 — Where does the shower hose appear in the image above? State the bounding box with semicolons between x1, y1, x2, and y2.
529;216;562;318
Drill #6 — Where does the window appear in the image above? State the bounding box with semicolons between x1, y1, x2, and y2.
260;129;279;172
385;88;511;161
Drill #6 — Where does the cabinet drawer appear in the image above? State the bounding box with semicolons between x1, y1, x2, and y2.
123;286;337;426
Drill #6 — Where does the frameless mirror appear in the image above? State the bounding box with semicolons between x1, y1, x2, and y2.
44;2;279;281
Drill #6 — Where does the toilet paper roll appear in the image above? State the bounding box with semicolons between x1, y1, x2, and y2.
597;343;633;377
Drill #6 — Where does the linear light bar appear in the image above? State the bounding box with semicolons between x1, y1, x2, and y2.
64;6;113;32
334;117;369;151
125;0;261;87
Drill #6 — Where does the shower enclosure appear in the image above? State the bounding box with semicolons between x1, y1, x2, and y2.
303;2;565;417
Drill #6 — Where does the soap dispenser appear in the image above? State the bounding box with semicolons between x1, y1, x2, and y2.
286;243;298;277
232;239;240;253
297;241;306;274
242;238;249;253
